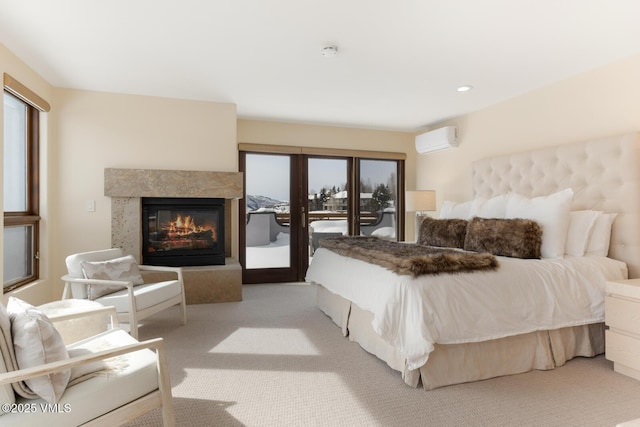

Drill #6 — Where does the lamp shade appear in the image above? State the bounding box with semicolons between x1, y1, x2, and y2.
405;190;436;212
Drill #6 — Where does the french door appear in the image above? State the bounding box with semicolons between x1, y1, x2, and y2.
240;149;404;284
240;152;303;283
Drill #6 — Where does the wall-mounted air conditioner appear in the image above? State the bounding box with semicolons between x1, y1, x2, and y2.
415;126;458;154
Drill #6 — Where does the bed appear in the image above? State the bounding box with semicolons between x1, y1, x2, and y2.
305;132;640;390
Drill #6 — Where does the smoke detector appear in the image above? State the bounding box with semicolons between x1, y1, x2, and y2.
321;45;338;57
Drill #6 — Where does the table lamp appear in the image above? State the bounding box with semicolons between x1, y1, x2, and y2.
405;190;436;240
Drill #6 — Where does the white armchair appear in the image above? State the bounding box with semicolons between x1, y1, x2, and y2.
0;299;175;426
61;248;187;339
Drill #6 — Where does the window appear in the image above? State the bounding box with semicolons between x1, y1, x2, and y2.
3;91;40;291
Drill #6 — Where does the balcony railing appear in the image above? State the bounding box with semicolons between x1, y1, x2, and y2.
273;211;383;226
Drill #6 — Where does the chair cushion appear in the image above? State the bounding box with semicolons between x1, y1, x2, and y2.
0;329;159;426
7;297;70;403
81;255;145;300
96;280;182;313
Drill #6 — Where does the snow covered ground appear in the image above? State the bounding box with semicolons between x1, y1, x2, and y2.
245;219;347;269
245;232;291;269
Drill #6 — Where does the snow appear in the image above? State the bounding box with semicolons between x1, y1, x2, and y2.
245;232;291;269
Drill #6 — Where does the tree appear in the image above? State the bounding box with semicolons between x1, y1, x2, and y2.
319;187;328;203
360;178;373;193
371;183;391;212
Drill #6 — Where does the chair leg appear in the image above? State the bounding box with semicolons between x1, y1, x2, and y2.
129;314;139;339
180;295;187;326
127;288;139;339
62;283;71;299
156;342;176;426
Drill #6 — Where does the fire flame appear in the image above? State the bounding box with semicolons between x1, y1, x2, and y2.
166;214;216;237
172;214;198;233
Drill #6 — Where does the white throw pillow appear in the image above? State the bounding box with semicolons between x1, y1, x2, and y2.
7;297;71;404
439;200;473;219
505;188;574;259
469;194;509;218
81;254;144;300
586;213;618;256
565;210;602;256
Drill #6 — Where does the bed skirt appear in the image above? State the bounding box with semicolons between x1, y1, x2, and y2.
316;284;605;390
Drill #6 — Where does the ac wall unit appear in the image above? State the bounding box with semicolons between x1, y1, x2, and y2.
415;126;458;154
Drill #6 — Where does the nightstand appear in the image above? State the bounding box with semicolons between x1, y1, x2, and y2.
605;278;640;380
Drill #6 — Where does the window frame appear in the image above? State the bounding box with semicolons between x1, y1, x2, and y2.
3;91;40;291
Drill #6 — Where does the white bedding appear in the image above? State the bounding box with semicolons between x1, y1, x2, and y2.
305;247;628;370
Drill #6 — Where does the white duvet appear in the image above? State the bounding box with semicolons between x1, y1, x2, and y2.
305;248;628;370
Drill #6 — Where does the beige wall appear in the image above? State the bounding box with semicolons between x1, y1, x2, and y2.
238;119;413;152
417;54;640;210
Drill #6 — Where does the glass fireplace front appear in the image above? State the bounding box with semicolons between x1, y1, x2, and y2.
142;197;225;267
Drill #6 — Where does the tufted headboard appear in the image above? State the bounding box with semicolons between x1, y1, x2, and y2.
472;132;640;278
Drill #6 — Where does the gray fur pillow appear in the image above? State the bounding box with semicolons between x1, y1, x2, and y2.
463;217;542;259
418;217;468;249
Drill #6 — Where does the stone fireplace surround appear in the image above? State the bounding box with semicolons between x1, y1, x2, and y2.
104;168;243;303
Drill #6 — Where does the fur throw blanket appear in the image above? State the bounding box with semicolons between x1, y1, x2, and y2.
319;236;498;277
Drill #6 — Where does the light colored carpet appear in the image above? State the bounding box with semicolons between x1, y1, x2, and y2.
126;283;640;426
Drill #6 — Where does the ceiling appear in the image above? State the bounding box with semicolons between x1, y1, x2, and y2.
1;1;640;132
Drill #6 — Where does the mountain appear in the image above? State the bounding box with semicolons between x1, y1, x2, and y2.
246;195;287;211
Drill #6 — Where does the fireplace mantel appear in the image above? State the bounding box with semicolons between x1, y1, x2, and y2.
104;168;243;263
105;168;243;199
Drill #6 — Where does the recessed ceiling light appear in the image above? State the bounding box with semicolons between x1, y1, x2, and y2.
456;85;473;92
321;45;338;57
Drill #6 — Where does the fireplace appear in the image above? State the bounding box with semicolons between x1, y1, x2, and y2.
142;197;225;267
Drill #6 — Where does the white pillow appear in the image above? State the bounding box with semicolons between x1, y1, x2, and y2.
81;254;144;300
565;210;602;256
586;213;617;256
439;200;472;219
469;194;509;218
7;297;70;404
505;188;574;259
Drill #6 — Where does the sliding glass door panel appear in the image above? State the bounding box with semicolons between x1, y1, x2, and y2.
241;153;302;283
244;153;290;269
358;159;398;240
307;157;349;260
